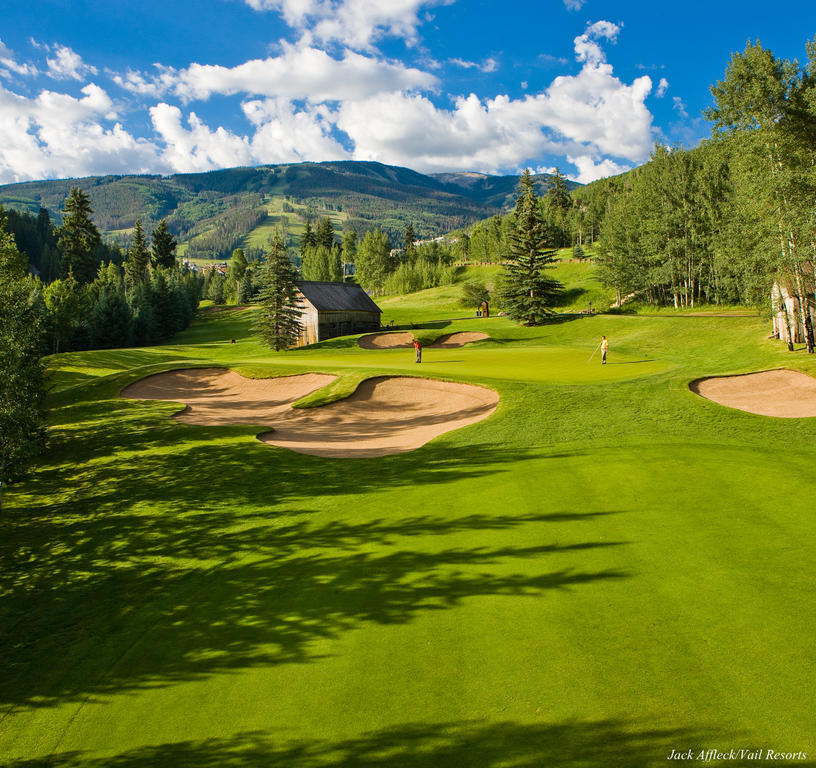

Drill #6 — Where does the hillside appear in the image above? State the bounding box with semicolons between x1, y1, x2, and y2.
0;162;573;261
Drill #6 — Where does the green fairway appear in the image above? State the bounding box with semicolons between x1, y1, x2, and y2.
2;297;816;767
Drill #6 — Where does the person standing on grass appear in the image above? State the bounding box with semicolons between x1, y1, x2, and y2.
413;338;422;363
601;335;609;364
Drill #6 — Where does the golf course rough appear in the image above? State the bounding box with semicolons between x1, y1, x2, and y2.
120;367;499;457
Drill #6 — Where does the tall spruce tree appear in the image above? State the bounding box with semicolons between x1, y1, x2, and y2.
499;170;563;325
151;219;177;269
124;219;150;288
58;187;102;284
253;232;303;351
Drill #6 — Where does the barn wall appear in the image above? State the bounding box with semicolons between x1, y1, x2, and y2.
297;303;319;346
317;310;380;341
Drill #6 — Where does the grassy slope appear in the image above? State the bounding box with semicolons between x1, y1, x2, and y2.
2;286;815;766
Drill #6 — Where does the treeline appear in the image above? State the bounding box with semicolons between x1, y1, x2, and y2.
1;188;202;353
592;39;816;317
465;170;601;263
297;217;459;295
180;194;266;261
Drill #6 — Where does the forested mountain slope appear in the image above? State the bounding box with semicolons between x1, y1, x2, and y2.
0;162;571;260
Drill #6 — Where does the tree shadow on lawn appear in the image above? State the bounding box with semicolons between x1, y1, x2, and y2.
1;718;759;768
1;485;628;709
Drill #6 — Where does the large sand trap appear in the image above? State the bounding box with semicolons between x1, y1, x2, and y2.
357;332;414;349
690;369;816;418
121;369;498;457
428;332;489;348
121;368;337;426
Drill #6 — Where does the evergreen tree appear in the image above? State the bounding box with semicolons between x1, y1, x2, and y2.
0;222;46;510
499;170;563;325
315;217;335;249
151;219;177;269
57;187;102;283
300;219;316;261
328;244;343;282
0;208;28;279
124;219;150;288
253;232;303;351
403;222;417;263
228;248;248;300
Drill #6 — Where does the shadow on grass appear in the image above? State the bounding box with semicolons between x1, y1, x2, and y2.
0;390;629;710
2;718;778;768
0;495;628;707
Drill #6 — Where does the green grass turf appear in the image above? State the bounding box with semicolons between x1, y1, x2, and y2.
2;292;816;767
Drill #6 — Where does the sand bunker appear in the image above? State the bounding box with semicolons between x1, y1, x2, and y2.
121;368;337;426
428;332;489;348
357;332;415;349
121;368;498;457
358;331;488;349
690;369;816;418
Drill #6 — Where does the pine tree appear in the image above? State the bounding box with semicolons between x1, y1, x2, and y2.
124;219;150;288
316;217;335;250
403;222;417;263
300;219;316;261
151;219;177;269
58;187;102;284
253;232;303;351
499;169;563;325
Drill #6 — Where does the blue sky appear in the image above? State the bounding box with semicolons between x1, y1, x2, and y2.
1;0;813;185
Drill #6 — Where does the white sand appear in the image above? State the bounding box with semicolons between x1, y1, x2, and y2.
121;368;498;457
691;369;816;417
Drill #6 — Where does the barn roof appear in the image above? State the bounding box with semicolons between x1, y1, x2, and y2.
297;281;381;313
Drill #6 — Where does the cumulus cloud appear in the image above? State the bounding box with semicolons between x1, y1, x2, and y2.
656;77;669;97
568;154;630;183
243;0;451;48
574;20;620;66
120;43;436;103
0;19;656;185
45;44;98;81
0;82;159;183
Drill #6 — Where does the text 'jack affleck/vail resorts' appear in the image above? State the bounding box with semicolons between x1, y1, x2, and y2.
668;748;809;762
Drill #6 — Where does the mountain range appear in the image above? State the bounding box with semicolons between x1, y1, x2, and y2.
0;161;580;260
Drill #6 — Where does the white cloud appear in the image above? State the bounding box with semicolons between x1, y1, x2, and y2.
150;103;253;172
0;39;38;78
0;19;656;187
45;44;98;81
0;83;159;184
656;77;669;98
449;56;498;73
568;154;630;183
243;0;451;49
673;95;688;119
574;20;619;66
564;0;586;9
121;43;436;103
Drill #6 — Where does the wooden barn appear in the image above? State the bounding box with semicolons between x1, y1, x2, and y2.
296;281;382;346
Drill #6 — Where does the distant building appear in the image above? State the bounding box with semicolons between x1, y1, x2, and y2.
296;281;381;346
